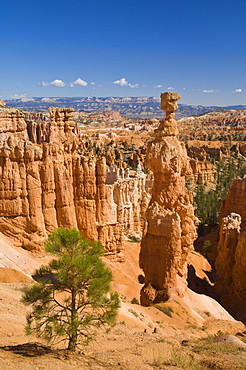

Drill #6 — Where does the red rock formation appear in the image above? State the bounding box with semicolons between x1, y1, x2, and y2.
220;177;246;222
189;158;217;185
139;92;197;305
215;212;241;297
0;106;148;254
215;178;246;309
0;107;27;141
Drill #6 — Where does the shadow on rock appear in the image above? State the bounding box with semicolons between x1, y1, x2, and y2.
1;342;52;357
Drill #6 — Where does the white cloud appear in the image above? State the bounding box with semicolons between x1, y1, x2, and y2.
39;79;66;87
153;84;162;88
50;80;66;87
182;87;186;90
91;82;96;86
70;78;88;87
113;77;129;86
203;89;219;93
167;86;174;90
232;88;243;93
39;81;50;86
50;79;66;87
113;77;139;88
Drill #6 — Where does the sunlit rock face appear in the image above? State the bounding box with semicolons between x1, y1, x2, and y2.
139;92;197;306
0;106;148;254
215;178;246;309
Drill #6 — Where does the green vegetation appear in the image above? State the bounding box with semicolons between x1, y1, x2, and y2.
169;349;201;369
152;335;246;369
152;352;166;366
155;305;174;318
194;183;220;224
22;228;120;351
152;349;201;369
128;308;139;318
192;335;246;354
127;235;141;243
131;297;140;305
194;153;246;226
202;240;213;257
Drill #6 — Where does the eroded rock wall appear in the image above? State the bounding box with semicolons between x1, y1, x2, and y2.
215;178;246;306
0;107;148;254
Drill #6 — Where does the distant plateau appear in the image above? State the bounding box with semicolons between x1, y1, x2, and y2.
4;96;246;119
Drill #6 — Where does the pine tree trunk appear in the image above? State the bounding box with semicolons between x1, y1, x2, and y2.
68;333;77;351
67;289;77;351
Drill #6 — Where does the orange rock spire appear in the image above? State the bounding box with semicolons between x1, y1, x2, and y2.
139;92;197;305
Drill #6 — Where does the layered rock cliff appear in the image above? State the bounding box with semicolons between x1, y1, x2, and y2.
215;178;246;308
139;92;197;305
0;106;148;254
187;146;217;185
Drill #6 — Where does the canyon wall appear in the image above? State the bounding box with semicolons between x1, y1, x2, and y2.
187;146;217;185
139;92;197;305
215;178;246;307
0;106;147;254
0;101;215;259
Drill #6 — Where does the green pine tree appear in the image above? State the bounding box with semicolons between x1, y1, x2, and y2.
22;228;120;351
202;240;213;257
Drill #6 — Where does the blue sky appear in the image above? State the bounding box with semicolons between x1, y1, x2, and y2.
1;0;246;106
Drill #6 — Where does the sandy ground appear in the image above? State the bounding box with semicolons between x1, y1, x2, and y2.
0;238;245;369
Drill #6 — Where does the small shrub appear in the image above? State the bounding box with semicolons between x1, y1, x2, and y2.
152;352;165;366
128;308;139;318
170;349;201;370
155;305;174;318
188;324;198;330
128;235;141;243
131;297;139;305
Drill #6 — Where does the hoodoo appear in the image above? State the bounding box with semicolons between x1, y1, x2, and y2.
139;92;197;305
215;178;246;315
0;105;147;254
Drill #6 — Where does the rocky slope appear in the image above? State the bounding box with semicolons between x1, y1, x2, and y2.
0;239;244;370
